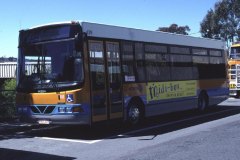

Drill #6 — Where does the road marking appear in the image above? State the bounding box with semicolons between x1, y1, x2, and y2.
36;137;102;144
35;107;240;144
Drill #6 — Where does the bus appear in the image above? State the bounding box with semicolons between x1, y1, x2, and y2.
228;42;240;97
16;21;228;125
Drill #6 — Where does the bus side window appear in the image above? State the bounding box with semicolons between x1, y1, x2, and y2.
171;54;193;80
135;43;145;82
89;42;106;90
121;42;136;82
192;48;209;79
144;44;170;81
209;50;226;79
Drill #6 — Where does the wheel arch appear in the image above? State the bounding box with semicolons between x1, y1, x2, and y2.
125;96;146;121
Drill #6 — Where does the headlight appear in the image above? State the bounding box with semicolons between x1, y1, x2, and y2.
58;107;65;113
65;107;72;113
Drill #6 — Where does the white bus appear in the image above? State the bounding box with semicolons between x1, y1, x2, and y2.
16;21;228;125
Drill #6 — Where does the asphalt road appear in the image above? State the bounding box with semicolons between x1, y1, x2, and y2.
0;98;240;160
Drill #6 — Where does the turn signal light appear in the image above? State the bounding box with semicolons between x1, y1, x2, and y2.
73;106;84;113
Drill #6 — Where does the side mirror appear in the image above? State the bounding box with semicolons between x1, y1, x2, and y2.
75;33;82;41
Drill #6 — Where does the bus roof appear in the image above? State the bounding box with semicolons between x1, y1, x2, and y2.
22;21;225;50
29;21;79;30
81;21;225;50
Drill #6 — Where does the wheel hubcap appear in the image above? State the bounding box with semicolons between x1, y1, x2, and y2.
129;106;140;123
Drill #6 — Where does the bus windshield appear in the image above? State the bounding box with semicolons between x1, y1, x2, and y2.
23;25;71;43
17;25;84;92
230;47;240;59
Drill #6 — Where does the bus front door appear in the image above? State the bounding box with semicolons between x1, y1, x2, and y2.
89;41;107;122
106;42;123;119
89;41;123;123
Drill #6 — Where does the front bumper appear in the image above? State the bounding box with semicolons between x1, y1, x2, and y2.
229;90;239;96
17;104;91;125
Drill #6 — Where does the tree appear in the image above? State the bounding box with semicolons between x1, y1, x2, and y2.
0;79;16;117
200;9;221;39
157;24;191;35
200;0;240;44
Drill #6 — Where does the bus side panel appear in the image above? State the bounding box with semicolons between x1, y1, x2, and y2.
144;80;198;117
123;81;198;118
122;79;228;119
145;98;198;117
122;83;146;103
122;83;146;120
197;79;229;106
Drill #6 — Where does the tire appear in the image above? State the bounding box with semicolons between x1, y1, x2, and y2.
198;93;208;112
127;101;143;125
236;91;240;98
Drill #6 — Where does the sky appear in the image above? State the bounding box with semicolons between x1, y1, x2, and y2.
0;0;219;57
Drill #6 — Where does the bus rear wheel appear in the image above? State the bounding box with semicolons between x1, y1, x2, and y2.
198;92;208;112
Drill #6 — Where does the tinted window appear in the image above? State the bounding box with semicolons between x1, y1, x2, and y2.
192;48;208;55
135;43;145;82
145;44;167;53
170;46;190;54
22;26;71;43
210;50;222;57
122;42;136;82
145;52;170;81
89;41;106;90
171;54;193;80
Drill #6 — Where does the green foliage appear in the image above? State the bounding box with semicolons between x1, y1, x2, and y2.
157;24;191;35
0;79;16;118
200;9;219;39
200;0;240;45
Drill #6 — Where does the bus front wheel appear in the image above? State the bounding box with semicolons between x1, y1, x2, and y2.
127;101;144;125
